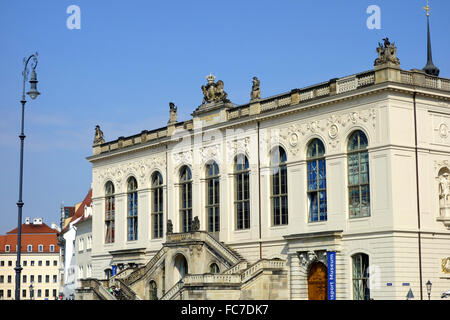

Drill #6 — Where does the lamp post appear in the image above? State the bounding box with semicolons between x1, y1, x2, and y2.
426;280;432;300
14;53;40;300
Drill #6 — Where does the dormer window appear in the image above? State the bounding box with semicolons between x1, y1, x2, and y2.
5;245;10;253
38;245;44;252
27;245;33;252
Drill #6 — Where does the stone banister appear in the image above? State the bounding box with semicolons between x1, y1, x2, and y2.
122;247;168;286
160;281;183;300
159;258;285;300
167;231;241;265
78;278;117;300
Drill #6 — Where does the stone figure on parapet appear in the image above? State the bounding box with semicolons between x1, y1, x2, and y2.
167;219;173;235
168;102;178;124
201;73;229;104
374;37;400;66
93;125;105;146
250;76;261;100
192;216;200;232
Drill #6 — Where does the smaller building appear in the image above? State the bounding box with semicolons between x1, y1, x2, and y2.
0;218;60;300
61;189;93;299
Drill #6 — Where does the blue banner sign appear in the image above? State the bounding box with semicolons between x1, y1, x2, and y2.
112;265;117;276
327;251;336;300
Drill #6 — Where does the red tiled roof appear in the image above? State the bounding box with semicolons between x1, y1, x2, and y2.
0;230;59;254
7;222;58;235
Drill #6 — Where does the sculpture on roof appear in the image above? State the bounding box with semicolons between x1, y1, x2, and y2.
374;37;400;67
201;73;229;104
168;102;178;124
250;76;261;100
93;125;105;146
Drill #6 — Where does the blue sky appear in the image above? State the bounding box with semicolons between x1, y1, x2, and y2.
0;0;449;234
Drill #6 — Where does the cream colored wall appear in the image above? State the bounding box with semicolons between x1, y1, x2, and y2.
89;86;450;299
0;253;60;300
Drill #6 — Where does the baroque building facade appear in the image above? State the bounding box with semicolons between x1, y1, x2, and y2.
78;39;450;300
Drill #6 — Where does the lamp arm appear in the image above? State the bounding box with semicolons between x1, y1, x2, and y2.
21;53;38;100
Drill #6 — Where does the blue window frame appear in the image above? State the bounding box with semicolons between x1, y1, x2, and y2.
307;139;327;222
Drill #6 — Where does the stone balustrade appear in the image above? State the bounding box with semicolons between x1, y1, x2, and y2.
92;67;450;156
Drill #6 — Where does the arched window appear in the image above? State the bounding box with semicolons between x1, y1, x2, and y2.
352;253;370;300
271;146;288;225
151;172;164;239
209;263;220;274
127;177;138;241
206;162;220;234
180;166;192;232
348;131;370;218
149;280;158;300
105;181;115;244
235;154;250;230
307;139;327;222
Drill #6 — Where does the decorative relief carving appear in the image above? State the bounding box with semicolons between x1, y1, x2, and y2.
199;144;221;164
226;137;250;161
173;150;193;167
442;257;450;274
297;250;328;271
96;155;166;191
438;123;449;139
281;108;376;153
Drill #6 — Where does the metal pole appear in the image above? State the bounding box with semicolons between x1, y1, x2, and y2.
15;54;37;300
14;87;27;301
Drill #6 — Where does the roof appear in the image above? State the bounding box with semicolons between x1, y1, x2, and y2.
0;224;60;254
61;189;92;234
7;222;58;235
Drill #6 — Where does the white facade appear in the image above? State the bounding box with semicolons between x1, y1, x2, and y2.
62;203;93;299
87;45;450;299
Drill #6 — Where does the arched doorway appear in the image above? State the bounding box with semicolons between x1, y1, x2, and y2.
174;254;188;282
307;262;327;300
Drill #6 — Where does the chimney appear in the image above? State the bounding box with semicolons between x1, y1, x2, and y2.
33;217;43;225
25;217;31;224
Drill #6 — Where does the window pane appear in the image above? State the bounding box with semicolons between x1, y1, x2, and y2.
244;201;250;229
360;152;369;184
361;185;370;217
244;174;249;200
348;132;359;151
272;172;280;195
281;195;288;224
348;154;359;185
318;159;326;189
319;191;327;221
273;197;280;225
280;166;287;194
309;192;318;222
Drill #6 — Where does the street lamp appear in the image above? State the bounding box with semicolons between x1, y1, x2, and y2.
426;280;432;300
14;53;40;300
29;281;34;300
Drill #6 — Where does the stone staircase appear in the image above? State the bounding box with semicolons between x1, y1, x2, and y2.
87;231;287;300
160;258;286;300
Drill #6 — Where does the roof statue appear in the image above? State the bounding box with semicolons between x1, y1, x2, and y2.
374;37;400;67
168;102;178;124
93;125;105;146
250;76;261;101
201;73;229;104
